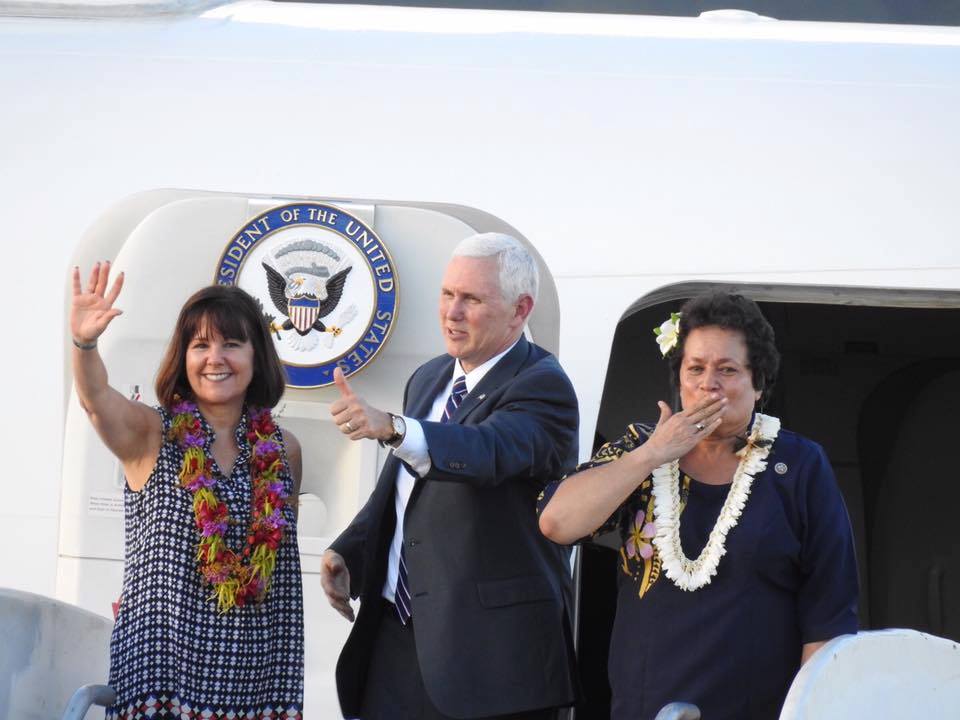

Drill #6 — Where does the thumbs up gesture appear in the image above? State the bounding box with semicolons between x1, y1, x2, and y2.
330;367;393;442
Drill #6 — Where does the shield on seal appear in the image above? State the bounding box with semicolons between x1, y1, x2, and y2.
288;296;321;333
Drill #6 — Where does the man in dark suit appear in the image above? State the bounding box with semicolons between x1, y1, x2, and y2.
321;232;579;720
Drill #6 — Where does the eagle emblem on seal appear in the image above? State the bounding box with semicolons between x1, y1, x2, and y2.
260;239;357;351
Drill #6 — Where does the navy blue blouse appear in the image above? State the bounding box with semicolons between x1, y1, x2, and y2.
539;423;858;720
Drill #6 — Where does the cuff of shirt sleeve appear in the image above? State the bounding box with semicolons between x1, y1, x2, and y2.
391;417;431;477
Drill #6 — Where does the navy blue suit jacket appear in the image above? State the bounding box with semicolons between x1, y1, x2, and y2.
331;337;579;718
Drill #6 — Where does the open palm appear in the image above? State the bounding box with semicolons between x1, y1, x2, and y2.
71;262;124;343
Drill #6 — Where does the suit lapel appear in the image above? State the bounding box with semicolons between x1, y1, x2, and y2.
407;341;528;510
406;357;455;420
450;337;529;424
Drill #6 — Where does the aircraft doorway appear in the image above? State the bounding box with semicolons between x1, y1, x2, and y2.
57;190;564;716
576;284;960;718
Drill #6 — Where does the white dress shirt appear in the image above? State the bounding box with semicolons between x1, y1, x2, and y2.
381;340;519;601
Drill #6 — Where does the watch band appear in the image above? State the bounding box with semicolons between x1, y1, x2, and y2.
378;413;406;448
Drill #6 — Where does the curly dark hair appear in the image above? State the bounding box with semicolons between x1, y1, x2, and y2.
155;285;286;409
666;291;780;403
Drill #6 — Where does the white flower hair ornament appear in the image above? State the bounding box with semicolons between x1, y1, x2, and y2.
653;312;681;357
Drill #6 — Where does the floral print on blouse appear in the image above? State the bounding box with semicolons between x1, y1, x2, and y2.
538;423;691;598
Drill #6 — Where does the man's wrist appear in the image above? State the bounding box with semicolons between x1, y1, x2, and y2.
378;413;406;447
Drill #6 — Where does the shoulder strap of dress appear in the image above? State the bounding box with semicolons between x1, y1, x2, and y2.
154;405;173;436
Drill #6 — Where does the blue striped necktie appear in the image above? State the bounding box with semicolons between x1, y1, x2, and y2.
442;375;468;423
395;375;468;625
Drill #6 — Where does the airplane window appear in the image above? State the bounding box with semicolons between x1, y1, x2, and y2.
277;1;960;27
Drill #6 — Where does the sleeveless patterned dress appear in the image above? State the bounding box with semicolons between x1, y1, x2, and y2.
107;407;304;719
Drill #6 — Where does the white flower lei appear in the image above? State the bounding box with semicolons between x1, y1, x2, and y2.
650;413;781;591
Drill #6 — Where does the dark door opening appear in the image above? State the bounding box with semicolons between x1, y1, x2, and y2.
575;289;960;718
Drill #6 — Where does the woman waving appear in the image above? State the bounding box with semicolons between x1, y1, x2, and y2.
71;262;304;720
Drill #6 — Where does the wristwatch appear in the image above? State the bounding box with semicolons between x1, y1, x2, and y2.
379;413;406;448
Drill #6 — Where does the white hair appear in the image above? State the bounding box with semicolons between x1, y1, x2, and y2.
451;232;539;304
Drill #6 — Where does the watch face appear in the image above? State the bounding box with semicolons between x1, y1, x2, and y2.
393;415;406;435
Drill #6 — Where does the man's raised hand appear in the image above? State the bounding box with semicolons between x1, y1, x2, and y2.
330;366;392;441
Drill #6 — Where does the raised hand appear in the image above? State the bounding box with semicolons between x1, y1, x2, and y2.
320;549;355;622
71;262;124;346
329;366;392;441
643;394;727;466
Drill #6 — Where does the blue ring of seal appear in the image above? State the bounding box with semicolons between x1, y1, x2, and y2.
215;202;399;388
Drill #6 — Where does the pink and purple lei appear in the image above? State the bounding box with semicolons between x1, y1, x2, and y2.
169;399;288;612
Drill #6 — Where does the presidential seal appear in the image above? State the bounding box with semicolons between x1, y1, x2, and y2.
216;203;398;388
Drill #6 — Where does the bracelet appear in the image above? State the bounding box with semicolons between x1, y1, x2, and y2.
72;337;98;351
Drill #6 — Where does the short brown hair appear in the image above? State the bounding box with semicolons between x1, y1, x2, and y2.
155;285;286;408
